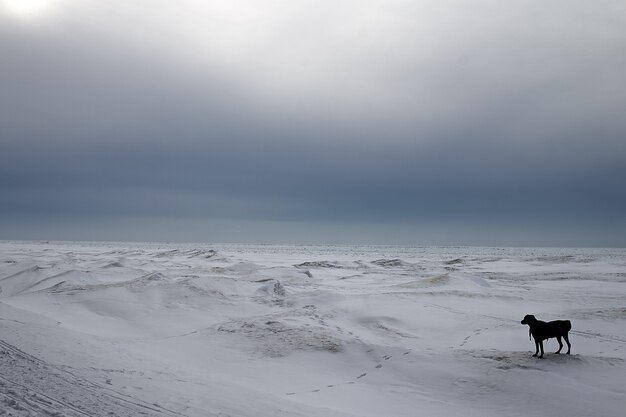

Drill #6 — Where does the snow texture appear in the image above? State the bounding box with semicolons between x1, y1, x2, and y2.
1;241;625;416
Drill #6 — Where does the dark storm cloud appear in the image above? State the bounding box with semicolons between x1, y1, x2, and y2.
1;0;626;246
3;130;624;224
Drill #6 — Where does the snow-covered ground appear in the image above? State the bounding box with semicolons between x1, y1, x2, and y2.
1;241;625;416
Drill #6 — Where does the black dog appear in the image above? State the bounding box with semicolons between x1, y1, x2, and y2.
521;314;571;358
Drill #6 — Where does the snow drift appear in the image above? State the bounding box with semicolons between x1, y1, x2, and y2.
1;242;625;416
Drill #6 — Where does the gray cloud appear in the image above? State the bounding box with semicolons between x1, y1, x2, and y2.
1;1;626;246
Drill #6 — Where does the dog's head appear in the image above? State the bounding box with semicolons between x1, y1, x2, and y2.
521;314;537;325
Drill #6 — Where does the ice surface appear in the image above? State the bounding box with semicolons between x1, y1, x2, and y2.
1;241;625;416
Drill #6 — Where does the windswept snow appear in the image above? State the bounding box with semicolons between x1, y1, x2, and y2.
1;242;625;416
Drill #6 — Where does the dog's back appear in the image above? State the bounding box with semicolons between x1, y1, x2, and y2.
541;319;571;339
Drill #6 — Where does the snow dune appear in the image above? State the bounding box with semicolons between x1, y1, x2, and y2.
1;242;625;416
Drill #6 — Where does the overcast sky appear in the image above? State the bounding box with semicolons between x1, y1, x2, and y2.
1;0;625;246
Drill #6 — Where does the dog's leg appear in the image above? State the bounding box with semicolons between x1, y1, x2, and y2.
564;333;571;354
556;336;563;354
533;339;539;357
539;340;544;358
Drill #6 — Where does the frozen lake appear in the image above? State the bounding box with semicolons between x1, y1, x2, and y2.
1;241;625;416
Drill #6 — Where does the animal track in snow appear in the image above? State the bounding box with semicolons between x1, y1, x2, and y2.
284;348;414;396
460;327;489;347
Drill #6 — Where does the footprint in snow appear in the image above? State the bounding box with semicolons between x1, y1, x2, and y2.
284;349;416;396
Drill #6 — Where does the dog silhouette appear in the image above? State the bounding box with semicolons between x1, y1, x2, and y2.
521;314;571;358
